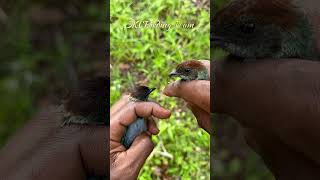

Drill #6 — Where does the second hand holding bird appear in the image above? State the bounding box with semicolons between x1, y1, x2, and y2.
164;60;211;133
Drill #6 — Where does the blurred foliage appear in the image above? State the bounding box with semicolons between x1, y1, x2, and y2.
212;0;274;180
110;0;210;179
0;0;276;179
0;0;106;146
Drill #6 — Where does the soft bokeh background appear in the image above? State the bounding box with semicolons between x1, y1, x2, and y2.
212;0;274;180
0;0;106;146
0;0;275;179
110;0;210;179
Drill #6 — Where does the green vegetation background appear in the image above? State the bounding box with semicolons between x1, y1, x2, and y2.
110;0;210;179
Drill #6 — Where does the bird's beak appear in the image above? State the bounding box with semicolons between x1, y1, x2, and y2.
147;88;156;96
169;71;180;78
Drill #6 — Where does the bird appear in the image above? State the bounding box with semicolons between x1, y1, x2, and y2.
121;85;156;149
169;60;214;131
61;76;108;126
169;60;209;81
57;76;108;180
212;0;319;60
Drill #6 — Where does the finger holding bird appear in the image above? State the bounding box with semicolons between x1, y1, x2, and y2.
121;86;166;148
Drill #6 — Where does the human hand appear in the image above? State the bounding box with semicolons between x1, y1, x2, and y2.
163;60;211;133
212;58;320;178
0;106;107;180
110;95;171;180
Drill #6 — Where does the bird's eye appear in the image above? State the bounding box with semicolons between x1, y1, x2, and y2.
184;68;191;73
240;22;256;34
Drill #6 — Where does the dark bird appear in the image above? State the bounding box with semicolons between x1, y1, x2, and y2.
169;60;209;81
212;0;319;60
61;76;108;126
121;85;156;148
57;76;108;180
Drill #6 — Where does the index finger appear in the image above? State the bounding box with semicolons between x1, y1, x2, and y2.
110;102;171;142
163;80;210;113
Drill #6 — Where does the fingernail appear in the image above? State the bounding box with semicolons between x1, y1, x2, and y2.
153;127;160;134
164;109;171;115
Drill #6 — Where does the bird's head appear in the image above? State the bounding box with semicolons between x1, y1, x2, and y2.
130;86;156;101
169;60;208;81
64;76;109;124
212;0;303;59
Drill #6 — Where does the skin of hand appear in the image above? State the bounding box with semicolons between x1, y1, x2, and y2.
110;95;171;180
212;7;320;180
0;106;107;180
163;60;211;134
213;59;320;179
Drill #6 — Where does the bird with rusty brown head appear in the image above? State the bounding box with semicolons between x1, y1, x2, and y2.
121;85;156;149
169;60;209;81
212;0;319;60
61;76;108;126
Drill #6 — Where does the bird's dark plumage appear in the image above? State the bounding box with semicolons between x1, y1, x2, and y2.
130;86;156;101
62;76;109;126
